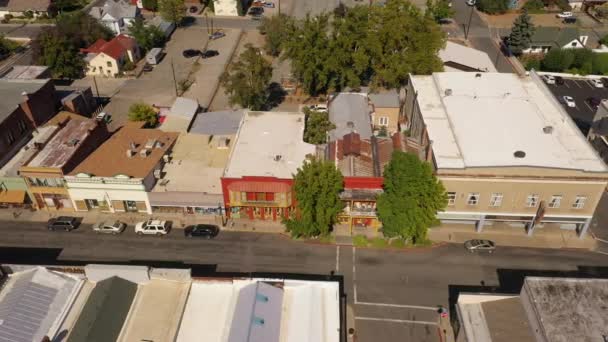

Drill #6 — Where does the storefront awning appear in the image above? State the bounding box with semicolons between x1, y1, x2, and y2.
227;181;291;193
148;191;223;207
0;190;26;204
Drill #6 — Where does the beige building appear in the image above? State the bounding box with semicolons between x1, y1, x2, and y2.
369;90;401;136
404;71;608;237
82;34;140;78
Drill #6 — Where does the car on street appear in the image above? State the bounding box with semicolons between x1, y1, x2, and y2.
200;49;219;59
562;95;576;107
209;31;226;40
47;216;80;231
184;224;220;239
135;220;171;236
466;0;476;6
592;79;604;88
563;17;577;24
543;75;556;85
308;103;328;112
93;220;127;234
464;239;496;253
182;49;200;58
557;11;573;18
554;75;564;85
587;96;602;109
142;64;153;72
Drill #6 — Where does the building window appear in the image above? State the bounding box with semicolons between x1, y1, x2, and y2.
467;193;479;206
379;117;389;126
489;193;503;207
548;195;562;209
572;196;586;209
526;194;539;208
447;192;456;206
6;131;15;145
107;61;112;67
256;192;266;201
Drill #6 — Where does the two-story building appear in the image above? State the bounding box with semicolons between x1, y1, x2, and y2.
19;116;109;211
65;122;178;214
221;111;316;221
89;0;139;36
404;71;608;237
82;35;140;78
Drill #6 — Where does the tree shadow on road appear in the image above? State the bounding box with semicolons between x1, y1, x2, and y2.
263;82;287;111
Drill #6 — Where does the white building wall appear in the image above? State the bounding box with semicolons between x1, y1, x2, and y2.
86;53;121;78
66;180;152;214
214;0;239;16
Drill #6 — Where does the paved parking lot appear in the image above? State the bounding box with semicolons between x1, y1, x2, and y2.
545;77;608;135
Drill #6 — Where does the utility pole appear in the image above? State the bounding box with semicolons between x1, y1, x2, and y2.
170;59;178;96
464;4;474;40
92;76;100;98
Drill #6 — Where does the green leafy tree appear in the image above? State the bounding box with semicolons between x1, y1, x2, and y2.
506;10;535;56
143;0;159;10
54;12;113;47
128;103;158;127
365;0;445;88
220;44;273;110
522;0;544;12
128;17;166;52
303;107;335;144
259;14;294;56
476;0;509;14
426;0;454;22
285;158;344;238
541;48;574;72
0;35;19;56
159;0;185;25
33;32;84;78
377;151;447;243
592;53;608;75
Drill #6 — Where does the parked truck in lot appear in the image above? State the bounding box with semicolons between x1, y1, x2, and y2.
146;48;163;65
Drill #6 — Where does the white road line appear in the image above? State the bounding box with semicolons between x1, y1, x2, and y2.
564;82;570;88
355;317;438;326
356;301;438;311
574;81;582;88
594;250;608;256
584;101;594;111
336;246;340;272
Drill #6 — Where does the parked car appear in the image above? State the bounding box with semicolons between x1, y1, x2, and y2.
466;0;476;6
587;96;602;109
135;220;171;236
209;31;226;40
308;104;328;112
557;11;573;18
563;17;577;24
184;224;220;239
142;64;153;72
562;95;576;108
601;77;608;87
592;79;604;88
200;49;219;59
554;75;564;85
464;239;496;253
93;220;126;235
182;49;200;58
47;216;80;231
543;75;556;85
189;6;198;13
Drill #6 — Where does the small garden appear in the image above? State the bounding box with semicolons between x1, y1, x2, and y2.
522;48;608;75
476;0;570;15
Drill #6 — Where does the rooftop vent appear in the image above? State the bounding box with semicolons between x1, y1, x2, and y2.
145;139;157;149
543;126;553;134
444;89;452;96
514;150;526;158
154;141;164;149
65;139;79;147
274;155;282;161
129;142;137;150
126;149;135;158
475;73;482;78
347;121;355;129
140;148;149;157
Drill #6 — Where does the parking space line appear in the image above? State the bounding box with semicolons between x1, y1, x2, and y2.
356;301;438;310
353;246;358;303
355;317;438;326
574;81;582;88
584;101;593;111
336;246;339;272
564;82;570;88
585;81;595;89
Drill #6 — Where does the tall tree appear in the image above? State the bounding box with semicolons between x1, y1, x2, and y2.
377;151;447;243
33;32;84;78
128;17;166;52
258;14;294;57
303;107;335;144
220;44;272;110
285;158;344;238
128;103;158;127
143;0;159;10
425;0;454;22
506;10;535;55
159;0;185;25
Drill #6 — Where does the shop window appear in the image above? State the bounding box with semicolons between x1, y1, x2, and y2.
489;193;503;207
246;192;255;201
266;192;275;201
256;192;266;201
526;194;539;208
572;196;586;209
548;195;562;208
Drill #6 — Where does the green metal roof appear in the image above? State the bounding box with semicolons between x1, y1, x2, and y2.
67;276;138;342
531;27;581;48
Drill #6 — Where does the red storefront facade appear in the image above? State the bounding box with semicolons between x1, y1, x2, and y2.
221;176;295;221
338;176;384;232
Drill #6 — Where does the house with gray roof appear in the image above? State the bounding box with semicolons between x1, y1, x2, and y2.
328;92;373;141
524;27;588;54
89;0;139;36
0;0;52;18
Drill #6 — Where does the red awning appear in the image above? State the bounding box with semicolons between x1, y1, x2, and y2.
227;181;291;193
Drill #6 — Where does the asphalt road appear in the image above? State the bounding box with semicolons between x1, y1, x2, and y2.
0;220;607;342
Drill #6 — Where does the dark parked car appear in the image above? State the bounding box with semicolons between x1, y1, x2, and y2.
554;76;564;85
563;17;576;24
587;97;602;109
201;49;219;59
464;239;496;253
184;224;220;239
47;216;80;231
182;49;200;58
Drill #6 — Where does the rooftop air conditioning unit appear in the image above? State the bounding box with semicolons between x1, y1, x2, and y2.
145;139;157;149
140;148;149;157
274;155;282;161
153;169;161;179
126;149;135;158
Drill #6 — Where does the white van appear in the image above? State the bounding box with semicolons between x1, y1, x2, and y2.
146;48;163;65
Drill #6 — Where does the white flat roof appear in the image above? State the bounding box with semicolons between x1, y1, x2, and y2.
176;278;340;342
439;41;497;72
411;72;608;172
224;111;316;179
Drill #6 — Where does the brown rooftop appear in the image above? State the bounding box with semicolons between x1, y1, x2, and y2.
70;126;178;178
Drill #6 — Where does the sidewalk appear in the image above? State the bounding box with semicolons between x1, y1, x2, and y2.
429;223;597;250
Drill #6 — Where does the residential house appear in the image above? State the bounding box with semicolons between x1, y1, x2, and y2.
439;41;497;72
19;115;109;211
0;0;52;18
0;79;57;171
82;34;140;78
65;123;178;214
150;110;243;216
524;27;588;54
221;111;316;221
456;277;608;342
149;16;176;38
404;71;608;237
369;90;401;136
89;0;139;35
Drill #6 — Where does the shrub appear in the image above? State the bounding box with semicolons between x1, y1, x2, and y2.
389;239;406;248
592;53;608;75
370;237;388;248
353;235;368;247
3;14;12;21
24;11;34;19
523;0;544;12
525;58;541;70
541;48;574;72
